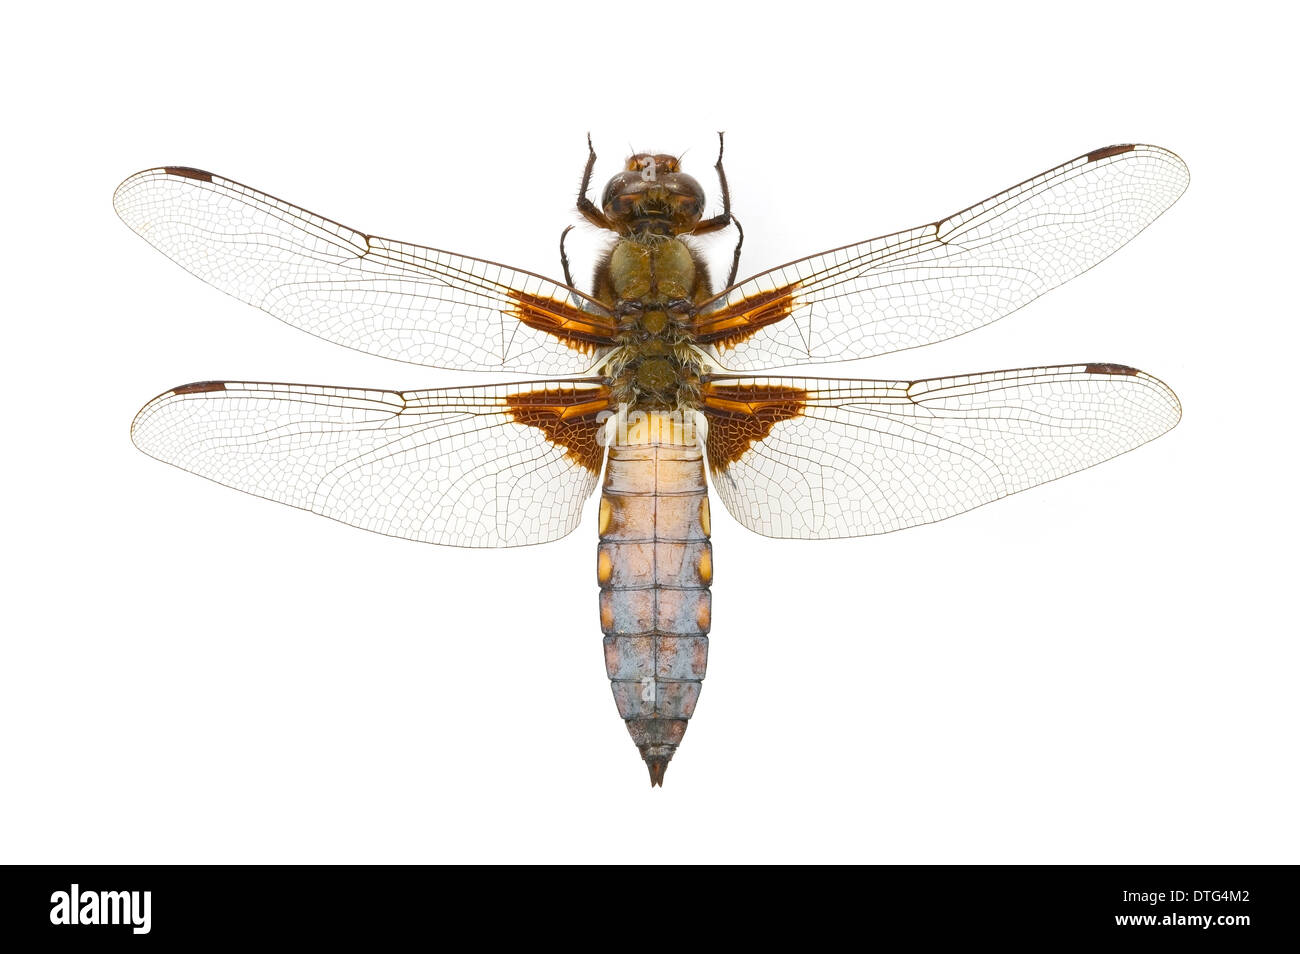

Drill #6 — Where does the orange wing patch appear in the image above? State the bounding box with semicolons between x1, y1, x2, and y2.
507;290;619;355
700;382;808;472
506;385;613;475
691;282;800;351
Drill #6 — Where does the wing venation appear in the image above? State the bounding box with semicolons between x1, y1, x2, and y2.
696;145;1188;370
131;380;612;548
700;365;1180;538
114;168;617;374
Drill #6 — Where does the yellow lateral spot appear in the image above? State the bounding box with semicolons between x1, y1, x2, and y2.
699;497;711;537
598;497;612;535
698;549;712;584
696;598;711;632
597;549;613;584
599;596;614;631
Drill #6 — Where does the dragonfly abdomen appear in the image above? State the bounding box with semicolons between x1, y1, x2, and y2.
598;411;712;786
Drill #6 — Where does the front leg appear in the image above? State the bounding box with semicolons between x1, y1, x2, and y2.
692;131;734;235
577;132;613;231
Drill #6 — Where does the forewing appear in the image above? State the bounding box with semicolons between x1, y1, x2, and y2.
700;365;1179;539
114;167;618;374
694;145;1188;370
131;379;612;548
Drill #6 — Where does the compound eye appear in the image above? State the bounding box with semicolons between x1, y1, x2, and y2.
600;180;621;209
672;194;701;216
603;192;637;217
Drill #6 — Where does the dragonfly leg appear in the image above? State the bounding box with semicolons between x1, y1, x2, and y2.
577;132;613;231
723;214;744;289
559;224;577;289
691;132;743;288
692;131;735;235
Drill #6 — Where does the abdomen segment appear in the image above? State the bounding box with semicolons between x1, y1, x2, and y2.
598;412;712;786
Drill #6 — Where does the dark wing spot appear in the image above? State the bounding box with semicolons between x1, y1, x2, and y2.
163;167;215;182
700;382;807;471
1086;145;1137;163
1084;363;1140;376
171;381;228;395
506;386;612;475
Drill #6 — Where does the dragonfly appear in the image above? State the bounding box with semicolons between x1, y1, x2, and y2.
116;137;1187;785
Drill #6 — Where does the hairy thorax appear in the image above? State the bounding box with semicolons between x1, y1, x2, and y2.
598;236;712;411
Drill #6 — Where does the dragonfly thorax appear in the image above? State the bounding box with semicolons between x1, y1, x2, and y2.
606;347;703;411
607;238;698;302
596;235;711;412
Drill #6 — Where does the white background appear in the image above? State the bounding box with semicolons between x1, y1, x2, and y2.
3;1;1296;863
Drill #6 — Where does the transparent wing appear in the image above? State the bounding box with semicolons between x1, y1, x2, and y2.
701;364;1180;539
114;167;618;374
131;379;611;548
694;145;1188;370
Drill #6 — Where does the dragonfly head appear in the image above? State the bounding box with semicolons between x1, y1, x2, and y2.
602;153;705;236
